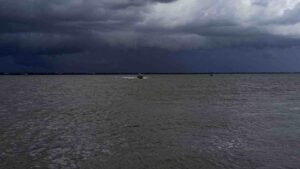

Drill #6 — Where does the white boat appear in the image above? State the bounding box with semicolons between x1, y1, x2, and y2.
137;74;144;79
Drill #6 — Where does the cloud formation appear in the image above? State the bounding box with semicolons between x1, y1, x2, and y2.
1;0;300;72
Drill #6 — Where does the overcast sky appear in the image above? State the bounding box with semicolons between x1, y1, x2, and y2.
1;0;300;73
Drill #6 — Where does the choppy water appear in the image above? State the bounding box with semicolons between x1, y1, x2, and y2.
0;75;299;169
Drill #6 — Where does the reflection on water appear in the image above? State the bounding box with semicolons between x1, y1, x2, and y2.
0;75;299;169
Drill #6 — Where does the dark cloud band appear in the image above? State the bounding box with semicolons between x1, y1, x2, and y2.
1;0;300;72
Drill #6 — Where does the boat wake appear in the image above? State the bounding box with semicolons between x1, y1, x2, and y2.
121;76;148;80
122;76;136;79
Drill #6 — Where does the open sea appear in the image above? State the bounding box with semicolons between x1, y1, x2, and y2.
0;75;299;169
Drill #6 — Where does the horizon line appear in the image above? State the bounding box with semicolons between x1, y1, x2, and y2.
1;72;300;75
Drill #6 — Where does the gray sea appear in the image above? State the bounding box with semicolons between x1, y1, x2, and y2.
0;75;299;169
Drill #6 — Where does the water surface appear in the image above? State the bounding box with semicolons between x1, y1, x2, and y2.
0;75;299;169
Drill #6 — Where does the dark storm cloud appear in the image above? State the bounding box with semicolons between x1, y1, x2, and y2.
0;0;178;57
1;0;300;72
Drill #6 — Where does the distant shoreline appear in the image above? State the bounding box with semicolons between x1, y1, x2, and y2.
1;72;300;75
